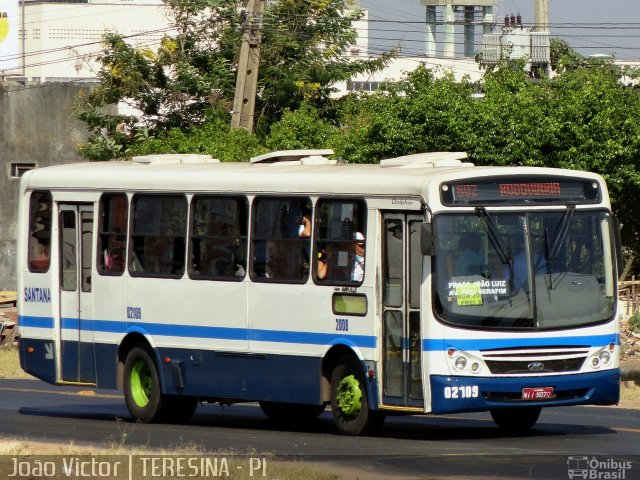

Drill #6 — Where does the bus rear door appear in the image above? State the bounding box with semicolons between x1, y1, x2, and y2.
57;204;96;384
381;213;423;408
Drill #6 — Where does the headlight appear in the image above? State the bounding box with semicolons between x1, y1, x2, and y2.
598;350;611;365
446;348;484;374
587;344;616;370
455;356;467;370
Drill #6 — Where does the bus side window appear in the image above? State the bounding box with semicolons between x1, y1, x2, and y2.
314;198;366;285
97;193;128;275
250;197;311;283
189;195;248;280
130;194;187;277
28;191;53;273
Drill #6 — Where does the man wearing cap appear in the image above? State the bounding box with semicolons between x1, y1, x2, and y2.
352;232;365;282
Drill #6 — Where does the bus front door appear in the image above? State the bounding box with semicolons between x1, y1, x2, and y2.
57;204;96;384
381;213;423;408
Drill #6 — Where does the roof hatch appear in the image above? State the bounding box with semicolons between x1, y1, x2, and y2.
132;154;220;165
379;152;472;168
250;149;336;165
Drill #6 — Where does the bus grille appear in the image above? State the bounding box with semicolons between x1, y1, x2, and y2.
480;346;589;375
484;357;586;374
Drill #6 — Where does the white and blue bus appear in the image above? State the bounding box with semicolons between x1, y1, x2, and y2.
17;150;621;435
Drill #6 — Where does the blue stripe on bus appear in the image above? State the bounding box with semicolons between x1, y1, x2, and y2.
21;316;377;348
19;315;54;329
22;315;617;351
249;329;376;347
422;333;619;351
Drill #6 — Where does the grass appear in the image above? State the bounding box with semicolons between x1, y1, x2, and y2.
0;348;33;379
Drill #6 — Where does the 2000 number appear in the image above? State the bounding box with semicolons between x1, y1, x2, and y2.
444;386;479;399
336;318;349;331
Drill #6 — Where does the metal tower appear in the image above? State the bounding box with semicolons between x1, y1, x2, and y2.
421;0;497;58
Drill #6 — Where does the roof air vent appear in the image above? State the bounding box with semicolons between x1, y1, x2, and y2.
132;154;220;165
380;152;472;168
250;149;335;165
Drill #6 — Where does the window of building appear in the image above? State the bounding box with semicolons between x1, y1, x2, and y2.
10;162;36;178
190;195;248;280
251;197;312;283
97;193;128;275
314;198;367;285
27;191;52;273
130;194;187;277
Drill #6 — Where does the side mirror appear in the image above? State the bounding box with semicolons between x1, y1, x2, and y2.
421;223;435;256
613;216;623;274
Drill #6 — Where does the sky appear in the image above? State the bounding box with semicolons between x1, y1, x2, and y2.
359;0;640;60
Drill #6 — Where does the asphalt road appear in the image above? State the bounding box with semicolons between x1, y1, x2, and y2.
0;379;639;479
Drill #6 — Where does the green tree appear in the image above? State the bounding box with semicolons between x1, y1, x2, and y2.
255;0;390;134
127;114;267;162
74;0;239;160
265;103;337;151
73;0;390;160
338;61;640;266
549;38;585;73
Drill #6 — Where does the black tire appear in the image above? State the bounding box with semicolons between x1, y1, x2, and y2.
259;401;326;423
123;346;163;423
330;355;385;436
490;407;541;432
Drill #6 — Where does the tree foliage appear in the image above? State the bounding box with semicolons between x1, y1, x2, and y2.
72;6;640;268
73;0;390;159
327;61;640;259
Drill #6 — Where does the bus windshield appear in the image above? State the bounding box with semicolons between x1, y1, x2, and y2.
433;209;616;330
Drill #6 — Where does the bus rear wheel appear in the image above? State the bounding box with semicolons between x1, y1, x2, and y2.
490;407;541;431
330;356;385;436
124;346;164;423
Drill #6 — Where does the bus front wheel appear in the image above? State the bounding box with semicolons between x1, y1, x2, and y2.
490;407;541;431
330;356;385;436
123;346;164;423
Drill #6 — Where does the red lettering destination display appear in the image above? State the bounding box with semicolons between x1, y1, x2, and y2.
441;177;600;206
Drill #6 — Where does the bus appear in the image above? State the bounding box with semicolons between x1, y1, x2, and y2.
17;149;621;435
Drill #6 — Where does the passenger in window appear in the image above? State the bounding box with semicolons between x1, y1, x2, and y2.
30;230;50;270
317;246;328;280
298;205;313;276
454;232;483;276
352;232;365;282
298;212;312;238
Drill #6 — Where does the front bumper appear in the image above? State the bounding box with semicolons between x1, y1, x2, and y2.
430;368;620;414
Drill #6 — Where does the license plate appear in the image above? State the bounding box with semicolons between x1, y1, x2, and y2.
522;387;554;400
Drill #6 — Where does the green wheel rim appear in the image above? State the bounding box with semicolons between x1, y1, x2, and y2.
336;374;362;418
130;358;153;408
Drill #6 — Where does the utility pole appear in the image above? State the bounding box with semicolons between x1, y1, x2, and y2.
231;0;264;133
534;0;549;32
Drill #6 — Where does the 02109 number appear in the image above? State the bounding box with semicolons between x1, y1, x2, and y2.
444;385;479;399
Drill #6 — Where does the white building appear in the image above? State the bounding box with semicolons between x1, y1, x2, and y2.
3;0;170;83
3;0;572;96
3;0;488;88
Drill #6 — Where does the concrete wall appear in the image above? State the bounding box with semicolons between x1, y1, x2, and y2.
0;83;90;290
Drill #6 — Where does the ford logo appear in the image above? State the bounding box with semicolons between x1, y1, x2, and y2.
528;362;545;372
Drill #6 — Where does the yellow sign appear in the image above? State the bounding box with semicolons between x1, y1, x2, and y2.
0;0;18;71
0;11;9;44
455;282;483;306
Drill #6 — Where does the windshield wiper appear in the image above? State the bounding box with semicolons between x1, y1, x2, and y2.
475;207;512;265
547;205;575;261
